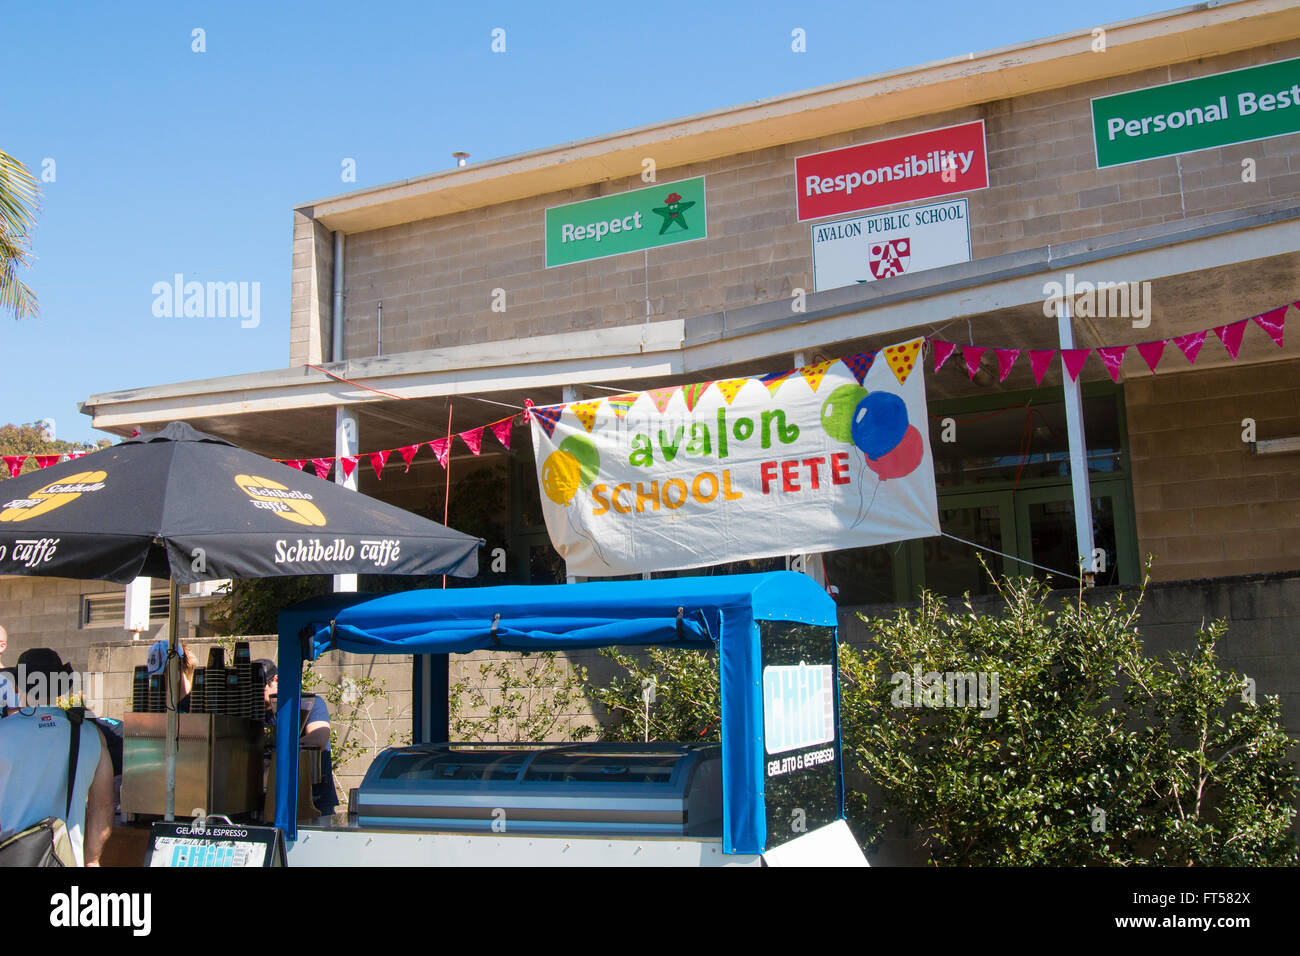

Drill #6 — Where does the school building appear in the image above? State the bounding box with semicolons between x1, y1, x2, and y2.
4;1;1299;802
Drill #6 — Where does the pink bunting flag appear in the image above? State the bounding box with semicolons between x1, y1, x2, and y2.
1172;331;1206;364
428;438;451;469
1028;350;1056;386
1061;348;1091;382
522;398;535;421
398;444;420;473
460;427;484;456
369;449;391;480
994;348;1020;382
1253;307;1286;348
489;418;513;451
1096;345;1128;383
1135;340;1166;374
2;456;26;478
963;346;987;380
932;340;956;373
312;458;333;481
1213;319;1249;360
34;456;60;469
283;459;306;471
339;456;359;480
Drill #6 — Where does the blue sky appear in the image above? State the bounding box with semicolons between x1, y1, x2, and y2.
3;0;1182;443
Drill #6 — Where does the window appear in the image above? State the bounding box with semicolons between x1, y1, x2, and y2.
824;383;1138;603
82;590;171;628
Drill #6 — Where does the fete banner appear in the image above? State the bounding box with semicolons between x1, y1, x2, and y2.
529;338;939;577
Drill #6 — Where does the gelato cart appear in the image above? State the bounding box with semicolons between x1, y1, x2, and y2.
273;571;865;866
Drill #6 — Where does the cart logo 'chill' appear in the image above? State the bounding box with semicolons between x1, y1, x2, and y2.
234;474;327;526
762;663;835;755
0;471;108;522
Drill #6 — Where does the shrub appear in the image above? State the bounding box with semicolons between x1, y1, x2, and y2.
839;570;1298;865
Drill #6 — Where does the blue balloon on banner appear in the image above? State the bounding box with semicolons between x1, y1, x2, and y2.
850;392;908;459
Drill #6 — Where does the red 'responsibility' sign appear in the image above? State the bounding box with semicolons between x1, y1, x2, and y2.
795;120;989;221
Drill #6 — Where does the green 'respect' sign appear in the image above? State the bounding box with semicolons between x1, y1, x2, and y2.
545;177;707;267
1092;57;1300;168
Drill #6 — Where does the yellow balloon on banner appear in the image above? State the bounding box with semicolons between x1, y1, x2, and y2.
542;449;581;505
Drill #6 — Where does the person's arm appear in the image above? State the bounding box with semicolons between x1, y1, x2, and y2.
302;695;331;750
82;727;114;867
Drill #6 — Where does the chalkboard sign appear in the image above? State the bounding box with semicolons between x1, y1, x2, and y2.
146;820;286;867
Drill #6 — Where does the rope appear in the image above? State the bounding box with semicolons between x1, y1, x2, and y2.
939;531;1081;582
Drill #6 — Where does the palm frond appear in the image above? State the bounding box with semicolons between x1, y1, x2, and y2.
0;149;41;320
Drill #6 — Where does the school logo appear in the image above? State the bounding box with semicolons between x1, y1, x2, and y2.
869;237;910;279
651;192;696;235
0;471;108;523
234;474;326;527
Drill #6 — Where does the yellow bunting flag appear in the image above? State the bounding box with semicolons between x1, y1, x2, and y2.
570;400;601;433
883;338;923;385
798;360;835;393
715;378;750;405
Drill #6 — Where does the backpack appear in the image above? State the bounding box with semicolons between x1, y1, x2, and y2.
0;707;86;867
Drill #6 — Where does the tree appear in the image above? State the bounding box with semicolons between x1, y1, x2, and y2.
838;567;1299;865
587;647;720;742
0;150;39;320
0;422;110;478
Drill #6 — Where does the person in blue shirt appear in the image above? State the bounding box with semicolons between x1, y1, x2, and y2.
255;660;338;817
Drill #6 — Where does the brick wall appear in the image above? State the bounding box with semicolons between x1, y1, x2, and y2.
316;40;1300;361
1125;356;1300;581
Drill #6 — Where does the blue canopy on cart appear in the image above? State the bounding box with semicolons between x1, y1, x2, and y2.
274;571;840;855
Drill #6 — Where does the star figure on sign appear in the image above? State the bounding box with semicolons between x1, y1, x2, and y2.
652;192;695;235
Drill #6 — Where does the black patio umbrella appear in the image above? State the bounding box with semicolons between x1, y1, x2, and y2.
0;421;482;819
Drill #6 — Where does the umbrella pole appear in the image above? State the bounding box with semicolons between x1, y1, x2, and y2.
164;577;180;822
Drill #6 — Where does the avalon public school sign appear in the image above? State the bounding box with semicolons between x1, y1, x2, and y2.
1092;57;1300;168
545;177;707;267
811;198;971;291
795;120;988;221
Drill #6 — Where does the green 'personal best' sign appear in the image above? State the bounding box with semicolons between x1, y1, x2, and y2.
1092;57;1300;168
545;177;707;267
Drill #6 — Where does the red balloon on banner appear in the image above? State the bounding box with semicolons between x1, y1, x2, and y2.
865;425;924;480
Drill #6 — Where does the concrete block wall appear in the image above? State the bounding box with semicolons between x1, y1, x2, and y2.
0;575;127;676
288;209;334;367
1125;355;1300;581
80;631;615;804
314;39;1300;360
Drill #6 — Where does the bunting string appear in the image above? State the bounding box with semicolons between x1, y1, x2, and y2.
930;304;1290;383
5;306;1289;486
272;410;520;480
